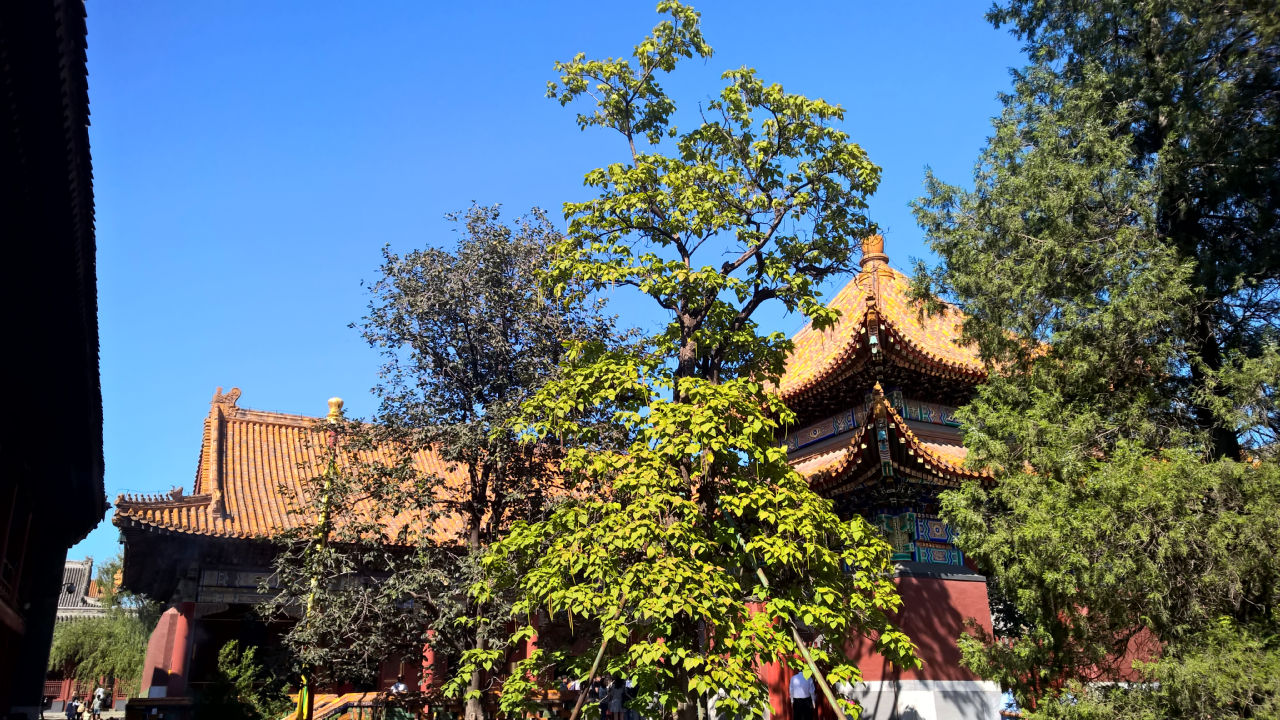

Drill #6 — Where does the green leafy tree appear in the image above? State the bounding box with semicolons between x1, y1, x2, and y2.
269;206;616;720
48;555;162;697
453;4;917;719
194;640;293;720
912;1;1280;716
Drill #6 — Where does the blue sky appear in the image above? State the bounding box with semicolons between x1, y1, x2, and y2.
74;1;1025;563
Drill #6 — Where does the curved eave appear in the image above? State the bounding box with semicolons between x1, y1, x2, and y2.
881;401;990;483
780;317;986;407
880;322;987;384
113;496;270;540
790;397;992;493
113;493;457;544
791;424;870;485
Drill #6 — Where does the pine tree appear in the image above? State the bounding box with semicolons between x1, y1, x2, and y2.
912;1;1280;716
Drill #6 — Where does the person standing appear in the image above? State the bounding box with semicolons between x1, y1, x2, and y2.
607;677;627;720
389;675;409;694
589;676;610;719
63;696;79;720
789;670;815;720
624;679;639;720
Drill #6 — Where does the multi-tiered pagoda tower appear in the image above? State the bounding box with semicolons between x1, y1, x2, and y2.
776;235;1000;719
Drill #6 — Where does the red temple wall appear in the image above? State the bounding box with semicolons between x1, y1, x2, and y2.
757;572;992;719
848;574;991;682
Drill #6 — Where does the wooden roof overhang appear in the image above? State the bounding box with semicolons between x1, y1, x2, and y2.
116;521;274;602
790;391;992;504
2;0;106;546
781;305;987;420
781;334;984;423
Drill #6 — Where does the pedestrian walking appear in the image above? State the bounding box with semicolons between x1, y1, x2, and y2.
63;696;79;720
91;686;106;719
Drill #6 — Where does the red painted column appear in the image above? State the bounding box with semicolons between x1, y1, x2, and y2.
139;603;196;698
421;630;444;691
139;608;177;697
165;602;195;697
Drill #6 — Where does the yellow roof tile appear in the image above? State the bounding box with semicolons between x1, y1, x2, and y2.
778;238;984;401
113;388;470;542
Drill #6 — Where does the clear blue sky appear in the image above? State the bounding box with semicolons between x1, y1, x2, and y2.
73;1;1026;563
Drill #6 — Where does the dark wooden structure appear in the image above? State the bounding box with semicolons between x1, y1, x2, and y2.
0;0;107;716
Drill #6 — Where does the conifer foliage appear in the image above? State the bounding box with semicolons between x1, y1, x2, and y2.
913;2;1280;716
453;4;918;719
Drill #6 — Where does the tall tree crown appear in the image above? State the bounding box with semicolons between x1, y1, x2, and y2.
464;5;917;720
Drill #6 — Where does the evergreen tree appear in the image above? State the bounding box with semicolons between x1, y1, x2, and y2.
453;4;917;719
912;1;1280;716
194;641;292;720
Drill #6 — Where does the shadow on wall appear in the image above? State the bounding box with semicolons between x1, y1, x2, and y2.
856;570;996;720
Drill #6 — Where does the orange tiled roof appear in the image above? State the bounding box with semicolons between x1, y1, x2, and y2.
778;235;984;401
790;390;990;491
113;388;468;541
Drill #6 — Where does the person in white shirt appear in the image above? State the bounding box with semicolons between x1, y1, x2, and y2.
789;670;815;720
389;675;409;694
90;686;107;719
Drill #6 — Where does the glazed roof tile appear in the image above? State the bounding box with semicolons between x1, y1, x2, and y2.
789;392;989;489
778;237;983;401
790;432;863;482
113;388;468;542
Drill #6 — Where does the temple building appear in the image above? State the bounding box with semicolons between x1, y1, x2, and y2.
775;235;999;719
116;236;997;719
115;389;463;706
55;559;106;622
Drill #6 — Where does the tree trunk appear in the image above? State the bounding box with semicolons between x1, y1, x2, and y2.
466;661;485;720
1188;310;1243;460
465;519;487;720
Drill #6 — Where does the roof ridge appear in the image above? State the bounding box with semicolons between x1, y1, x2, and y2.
116;490;213;508
224;405;327;427
779;255;984;401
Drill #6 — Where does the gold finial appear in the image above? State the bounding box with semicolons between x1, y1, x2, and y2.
860;234;888;268
327;397;344;422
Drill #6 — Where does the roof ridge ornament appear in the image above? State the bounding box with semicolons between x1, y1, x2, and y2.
860;234;888;269
207;386;240;519
212;386;241;408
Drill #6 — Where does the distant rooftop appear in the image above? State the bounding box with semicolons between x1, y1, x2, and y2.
56;559;104;621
